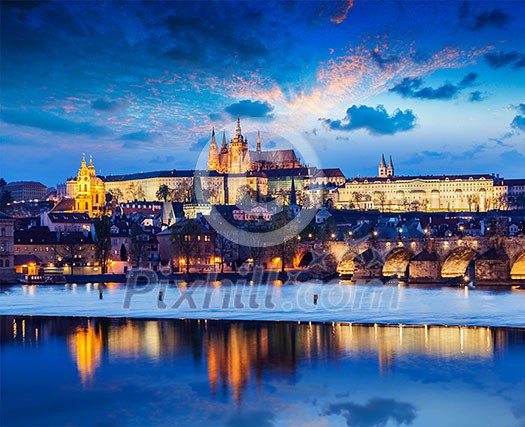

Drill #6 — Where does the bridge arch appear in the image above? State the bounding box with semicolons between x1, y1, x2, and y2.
298;251;313;268
441;247;477;278
510;251;525;280
337;250;358;276
382;248;414;278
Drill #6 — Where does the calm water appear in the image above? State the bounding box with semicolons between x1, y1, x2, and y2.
1;316;524;427
1;282;525;326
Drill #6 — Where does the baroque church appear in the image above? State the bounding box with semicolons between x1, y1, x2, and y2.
73;154;106;216
207;117;301;174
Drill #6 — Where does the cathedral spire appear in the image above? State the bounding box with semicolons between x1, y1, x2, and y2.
235;116;242;136
89;155;93;167
211;127;216;144
220;130;228;154
290;176;297;205
256;130;261;153
81;153;87;168
387;155;394;177
380;154;387;168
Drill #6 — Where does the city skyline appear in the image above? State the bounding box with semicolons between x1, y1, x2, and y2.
1;1;525;186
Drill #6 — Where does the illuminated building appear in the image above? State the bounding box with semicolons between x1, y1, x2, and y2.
207;117;301;174
0;212;16;283
68;155;106;216
337;155;502;212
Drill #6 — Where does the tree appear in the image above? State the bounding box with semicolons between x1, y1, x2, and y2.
120;244;128;262
352;192;364;210
0;189;13;212
109;188;124;203
93;215;112;274
466;194;479;212
375;191;386;212
54;238;83;276
156;184;171;202
127;183;145;201
129;222;149;267
171;220;205;274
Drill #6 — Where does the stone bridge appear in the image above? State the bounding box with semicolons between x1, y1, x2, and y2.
294;236;525;284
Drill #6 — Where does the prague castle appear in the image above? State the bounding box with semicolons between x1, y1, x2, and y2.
59;121;524;216
336;155;510;212
207;117;301;173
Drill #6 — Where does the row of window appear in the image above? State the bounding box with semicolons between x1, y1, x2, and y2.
0;259;10;267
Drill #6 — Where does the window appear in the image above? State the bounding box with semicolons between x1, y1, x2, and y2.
5;260;9;267
0;260;3;267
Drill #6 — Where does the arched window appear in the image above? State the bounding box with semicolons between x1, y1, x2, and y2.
0;260;3;267
84;184;88;192
0;228;5;236
85;202;89;210
5;260;9;267
95;194;99;204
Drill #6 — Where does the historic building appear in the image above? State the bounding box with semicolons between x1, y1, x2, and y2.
0;212;16;283
336;156;500;212
207;117;301;174
4;181;47;202
67;155;106;216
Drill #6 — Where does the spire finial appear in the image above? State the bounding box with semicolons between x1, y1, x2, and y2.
81;153;86;166
236;116;242;136
89;154;93;166
256;130;261;152
212;126;215;137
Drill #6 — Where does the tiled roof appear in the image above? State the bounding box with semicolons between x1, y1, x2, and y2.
101;170;196;182
348;174;495;183
48;212;91;223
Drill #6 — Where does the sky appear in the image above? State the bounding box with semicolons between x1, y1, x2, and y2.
1;0;524;186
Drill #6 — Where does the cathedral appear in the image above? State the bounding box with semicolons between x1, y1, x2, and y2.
207;117;301;174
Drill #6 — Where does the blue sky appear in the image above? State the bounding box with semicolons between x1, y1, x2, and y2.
1;0;524;186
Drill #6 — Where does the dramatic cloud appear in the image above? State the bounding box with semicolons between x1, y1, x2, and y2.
469;91;487;102
91;98;122;112
389;73;477;100
322;105;416;135
459;3;510;31
484;51;525;69
371;48;399;70
224;100;274;119
322;398;417;427
511;103;525;131
1;109;109;135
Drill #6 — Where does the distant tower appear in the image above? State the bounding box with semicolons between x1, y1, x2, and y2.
207;127;219;171
220;131;228;154
378;154;388;177
290;176;297;205
387;155;394;177
229;117;245;174
256;130;261;153
75;154;105;216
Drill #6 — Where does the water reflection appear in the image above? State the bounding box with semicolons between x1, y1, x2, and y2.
2;316;524;401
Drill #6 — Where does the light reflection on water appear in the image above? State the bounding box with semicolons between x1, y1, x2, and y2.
1;316;524;427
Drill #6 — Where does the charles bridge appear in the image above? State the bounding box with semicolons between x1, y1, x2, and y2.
294;236;525;284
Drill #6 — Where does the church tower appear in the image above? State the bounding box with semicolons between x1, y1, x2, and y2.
229;117;245;174
74;154;106;217
207;127;220;171
378;154;388;177
256;130;261;153
387;156;394;177
76;154;92;213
